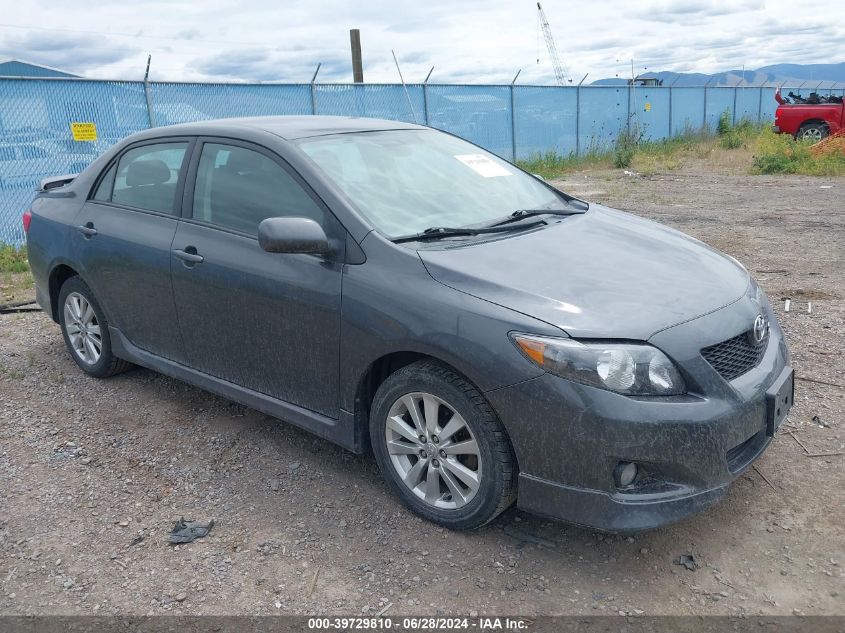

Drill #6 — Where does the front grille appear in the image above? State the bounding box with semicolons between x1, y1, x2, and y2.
701;330;768;381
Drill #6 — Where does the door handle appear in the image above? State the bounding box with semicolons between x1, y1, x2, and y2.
172;248;204;264
76;223;98;238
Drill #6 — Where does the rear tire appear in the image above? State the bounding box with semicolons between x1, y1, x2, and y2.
369;360;516;530
58;276;132;378
797;123;828;142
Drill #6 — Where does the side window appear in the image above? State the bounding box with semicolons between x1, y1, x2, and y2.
111;142;188;214
92;163;116;201
192;143;323;235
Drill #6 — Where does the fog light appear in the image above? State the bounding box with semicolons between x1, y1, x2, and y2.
614;461;638;488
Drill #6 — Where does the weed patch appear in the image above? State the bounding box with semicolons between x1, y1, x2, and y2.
0;244;29;273
752;129;845;176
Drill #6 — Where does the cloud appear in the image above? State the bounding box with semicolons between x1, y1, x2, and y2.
0;0;840;85
638;0;764;22
194;49;350;82
0;31;138;72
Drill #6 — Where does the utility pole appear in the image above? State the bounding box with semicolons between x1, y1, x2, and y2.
350;29;363;83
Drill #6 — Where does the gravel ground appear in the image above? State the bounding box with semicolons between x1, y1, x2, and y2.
0;160;843;617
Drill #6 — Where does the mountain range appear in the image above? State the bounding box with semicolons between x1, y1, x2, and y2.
592;62;845;88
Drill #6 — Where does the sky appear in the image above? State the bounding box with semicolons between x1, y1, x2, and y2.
0;0;842;84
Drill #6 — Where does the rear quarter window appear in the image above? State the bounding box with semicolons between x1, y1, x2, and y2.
92;163;117;201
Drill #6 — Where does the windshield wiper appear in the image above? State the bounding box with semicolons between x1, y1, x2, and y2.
392;220;545;244
486;207;587;228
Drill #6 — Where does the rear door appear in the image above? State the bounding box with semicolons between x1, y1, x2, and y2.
73;138;192;362
170;139;343;417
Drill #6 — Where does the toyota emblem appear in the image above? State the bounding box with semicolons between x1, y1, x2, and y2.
751;314;768;345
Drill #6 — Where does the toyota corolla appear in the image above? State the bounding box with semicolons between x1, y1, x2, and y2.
24;116;793;531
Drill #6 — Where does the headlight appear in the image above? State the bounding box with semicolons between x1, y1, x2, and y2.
511;334;686;396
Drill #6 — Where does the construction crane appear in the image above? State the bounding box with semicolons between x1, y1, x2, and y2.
536;2;570;85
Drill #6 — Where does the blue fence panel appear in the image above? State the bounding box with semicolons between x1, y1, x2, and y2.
632;87;670;141
0;79;149;245
671;87;705;134
425;85;513;159
315;84;424;124
0;79;790;246
734;87;760;122
513;85;577;159
577;86;628;152
149;82;312;124
704;88;735;130
760;87;779;121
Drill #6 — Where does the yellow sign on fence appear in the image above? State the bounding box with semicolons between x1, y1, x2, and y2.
70;122;98;142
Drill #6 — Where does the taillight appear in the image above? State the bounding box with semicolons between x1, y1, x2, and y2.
23;209;32;233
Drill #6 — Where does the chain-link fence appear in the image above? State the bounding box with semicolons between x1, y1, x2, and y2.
2;77;838;245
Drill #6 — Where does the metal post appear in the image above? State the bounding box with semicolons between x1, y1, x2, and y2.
510;84;517;163
732;87;737;125
575;84;581;156
142;54;155;128
422;83;429;126
757;87;763;122
391;50;418;123
668;86;673;137
509;70;521;162
143;82;156;128
350;29;364;83
703;86;708;131
310;63;321;115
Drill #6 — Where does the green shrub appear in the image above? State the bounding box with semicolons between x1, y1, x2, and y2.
719;130;744;149
613;145;635;168
717;110;732;136
612;129;639;168
0;244;29;273
716;116;759;149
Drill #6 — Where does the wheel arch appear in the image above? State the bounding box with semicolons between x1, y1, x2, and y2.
798;119;830;131
48;263;81;323
351;350;520;471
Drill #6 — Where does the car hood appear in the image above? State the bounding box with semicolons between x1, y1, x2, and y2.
418;205;749;340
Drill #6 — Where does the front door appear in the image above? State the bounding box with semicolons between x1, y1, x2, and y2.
170;140;343;417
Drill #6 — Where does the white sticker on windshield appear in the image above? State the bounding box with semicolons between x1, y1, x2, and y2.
454;154;514;178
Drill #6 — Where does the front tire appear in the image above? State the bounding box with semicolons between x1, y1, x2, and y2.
370;360;516;530
58;276;132;378
797;123;828;142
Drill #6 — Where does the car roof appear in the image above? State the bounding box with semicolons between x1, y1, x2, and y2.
149;115;427;140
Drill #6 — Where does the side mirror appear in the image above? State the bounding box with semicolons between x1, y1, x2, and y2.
258;217;330;255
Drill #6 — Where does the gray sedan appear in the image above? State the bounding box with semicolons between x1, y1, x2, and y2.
24;116;793;531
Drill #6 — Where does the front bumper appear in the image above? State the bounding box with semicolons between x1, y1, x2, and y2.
517;474;731;533
486;292;791;532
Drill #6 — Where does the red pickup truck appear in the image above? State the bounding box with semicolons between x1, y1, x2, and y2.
773;89;844;141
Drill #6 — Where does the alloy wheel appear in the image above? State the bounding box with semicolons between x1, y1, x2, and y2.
801;127;823;142
385;392;481;509
63;292;102;365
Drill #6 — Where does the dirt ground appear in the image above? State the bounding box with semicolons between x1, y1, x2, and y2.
0;158;843;618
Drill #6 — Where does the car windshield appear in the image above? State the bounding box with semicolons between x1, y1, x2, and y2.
297;129;569;239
